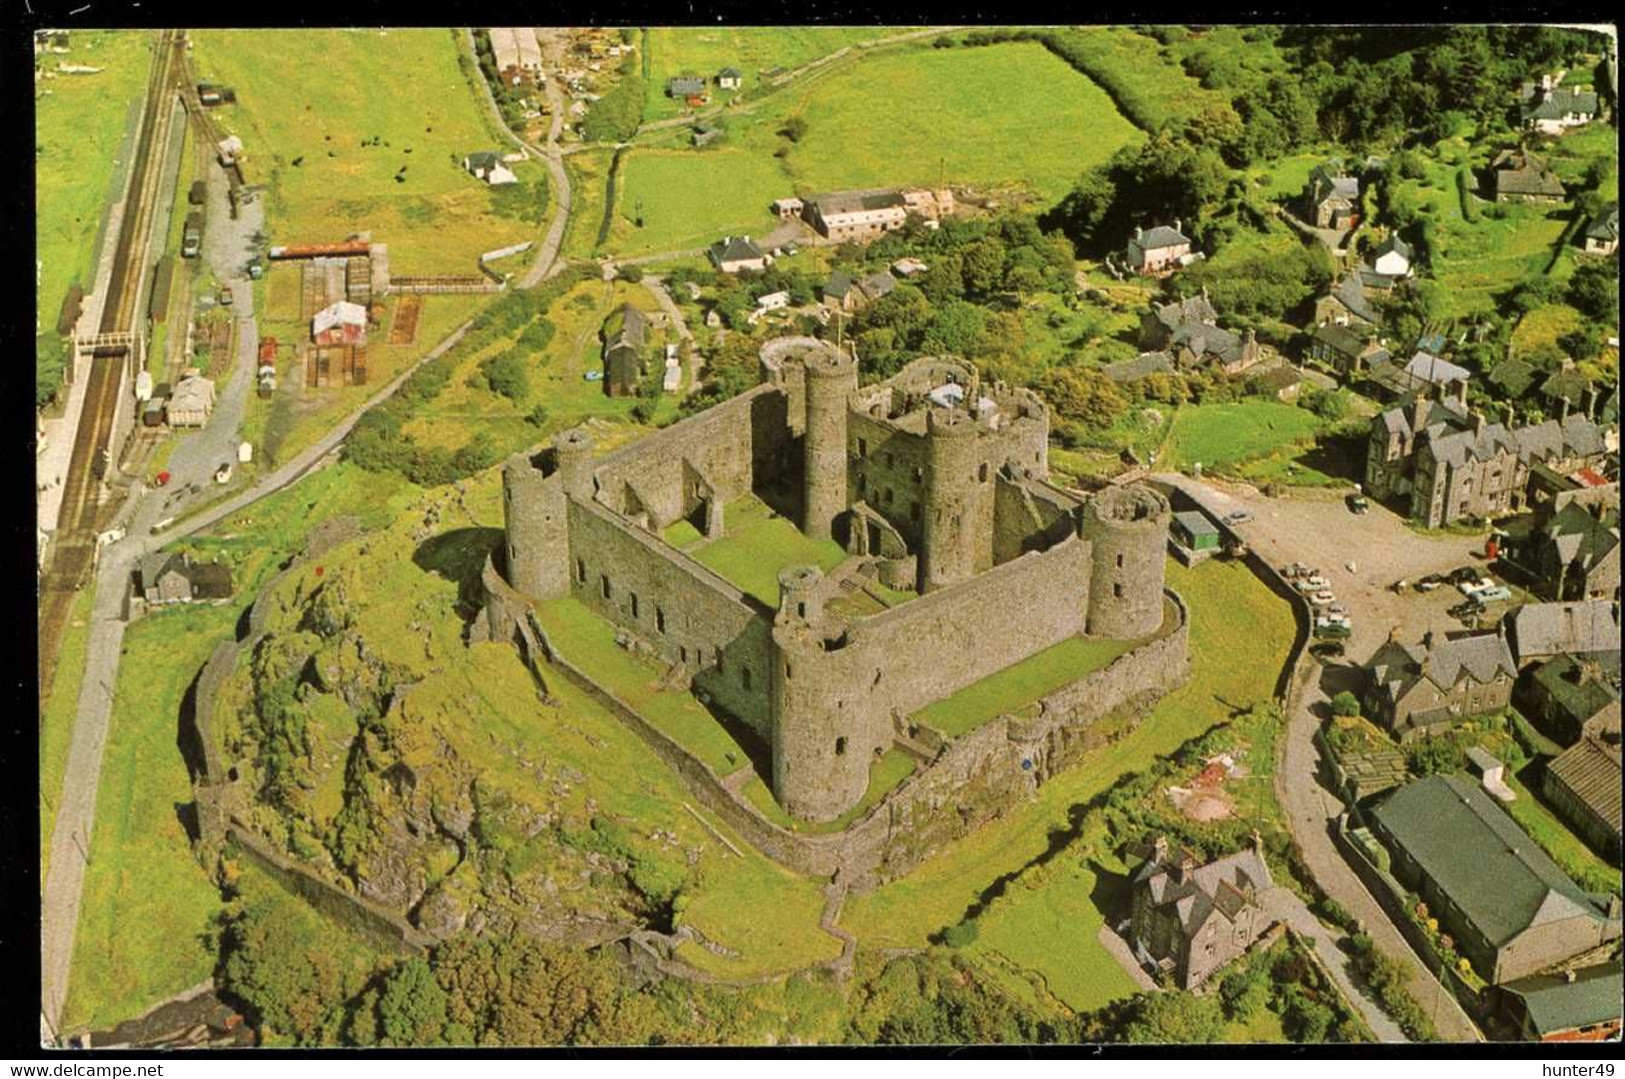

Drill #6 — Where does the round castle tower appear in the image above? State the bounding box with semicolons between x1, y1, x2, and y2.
1080;484;1170;639
769;566;870;822
501;429;594;600
553;427;596;500
801;347;857;541
919;407;984;593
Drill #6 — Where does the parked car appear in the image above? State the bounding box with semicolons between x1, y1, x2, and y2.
1224;509;1254;525
584;370;604;382
1472;583;1512;602
1414;574;1444;592
1346;494;1370;514
217;284;234;306
1318;612;1351;627
1313;622;1352;640
1325;603;1349;618
1457;577;1495;595
1296;575;1330;593
1449;567;1480;585
1310;640;1347;658
1449;599;1486;619
1308;590;1337;607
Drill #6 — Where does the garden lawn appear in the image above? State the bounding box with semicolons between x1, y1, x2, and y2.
1511;303;1584;359
914;633;1147;739
608;148;785;257
188;29;535;275
780;42;1141;203
62;603;234;1032
968;858;1139;1013
842;557;1297;949
685;496;848;606
35;31;154;396
1161;401;1326;475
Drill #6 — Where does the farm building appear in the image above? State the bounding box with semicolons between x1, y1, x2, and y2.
1368;773;1622;984
463;151;518;186
667;75;706;99
312;300;368;348
707;235;770;274
488;27;542;86
601;303;648;398
1492;149;1567;203
1125;222;1192;276
716;66;742;90
770;197;804;220
166;374;215;428
802;189;909;242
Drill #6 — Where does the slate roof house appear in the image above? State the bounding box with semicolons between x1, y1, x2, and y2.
1508;599;1622;666
1125;221;1193;276
1492;149;1568;203
1139;290;1260;375
1583;203;1619;256
1496;963;1623;1042
1369;234;1413;278
463;151;518;186
132;552;233;606
707;234;770;274
667;75;707;99
1369;773;1622;984
822;269;897;313
1544;728;1623;857
1520;652;1622;745
1127;835;1275;989
1307;322;1385;376
716;66;742;90
1361;629;1517;741
802;189;910;243
167;373;216;428
1303;164;1361;229
1504;498;1621;603
1521;74;1601;135
601;304;648;398
1313;275;1382;330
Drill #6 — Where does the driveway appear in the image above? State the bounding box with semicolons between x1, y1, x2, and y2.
1155;473;1486;1043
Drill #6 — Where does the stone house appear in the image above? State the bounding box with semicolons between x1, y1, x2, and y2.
1583;204;1619;256
822;269;896;313
1496;965;1624;1042
1303;164;1361;229
802;189;910;243
1543;729;1623;857
1504;498;1620;603
707;235;770;274
1361;629;1517;741
667;75;706;99
132;552;233;605
1369;773;1622;984
1139;291;1260;375
1521;652;1622;746
1307;322;1385;376
1492;149;1567;203
1369;234;1413;278
167;373;216;428
601;303;648;398
1313;275;1382;331
1127;836;1275;989
1521;75;1600;135
1125;221;1192;276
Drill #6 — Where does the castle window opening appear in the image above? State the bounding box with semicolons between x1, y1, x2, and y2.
681;646;688;664
798;601;807;619
858;438;868;459
885;452;894;467
576;558;587;583
1114;583;1123;598
741;666;753;691
601;574;612;599
857;474;867;494
884;487;894;506
979;463;988;483
1116;553;1124;568
656;606;666;633
835;737;847;756
630;593;640;619
910;501;921;522
913;466;923;483
784;659;792;680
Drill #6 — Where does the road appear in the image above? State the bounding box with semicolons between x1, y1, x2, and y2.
1156;473;1487;1042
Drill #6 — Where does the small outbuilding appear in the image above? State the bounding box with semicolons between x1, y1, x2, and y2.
1171;510;1220;555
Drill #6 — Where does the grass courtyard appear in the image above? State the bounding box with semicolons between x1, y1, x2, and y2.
673;495;848;607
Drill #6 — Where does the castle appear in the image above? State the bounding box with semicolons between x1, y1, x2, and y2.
500;337;1174;823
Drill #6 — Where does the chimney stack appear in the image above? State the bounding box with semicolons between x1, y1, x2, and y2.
1174;217;1182;235
1585;383;1598;420
1133;226;1143;242
1561;395;1571;424
1455;378;1469;407
1474;411;1487;437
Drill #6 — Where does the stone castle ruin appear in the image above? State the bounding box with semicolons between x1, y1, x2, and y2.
496;336;1186;828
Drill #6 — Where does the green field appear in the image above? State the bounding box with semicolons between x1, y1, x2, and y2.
62;604;233;1032
843;556;1296;949
1510;302;1584;361
914;632;1147;738
779;42;1141;203
1160;401;1327;475
610;148;786;256
1047;26;1230;134
188;29;536;275
641;26;897;123
41;589;95;881
35;31;155;396
680;495;849;606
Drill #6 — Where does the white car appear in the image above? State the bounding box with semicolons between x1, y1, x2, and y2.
1317;612;1351;628
1308;590;1336;607
1296;575;1330;593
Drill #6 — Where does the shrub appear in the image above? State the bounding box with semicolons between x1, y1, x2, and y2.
1330;692;1362;718
941;921;979;948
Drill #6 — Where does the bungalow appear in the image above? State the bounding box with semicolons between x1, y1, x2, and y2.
463;151;518;186
1361;629;1517;741
1124;221;1192;276
312;300;368;348
708;235;770;274
1303;164;1361;229
1583;204;1619;256
1368;773;1623;984
716;66;742;90
1492;149;1567;203
1521;74;1601;135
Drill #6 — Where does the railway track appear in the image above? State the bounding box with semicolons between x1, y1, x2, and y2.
38;30;186;704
